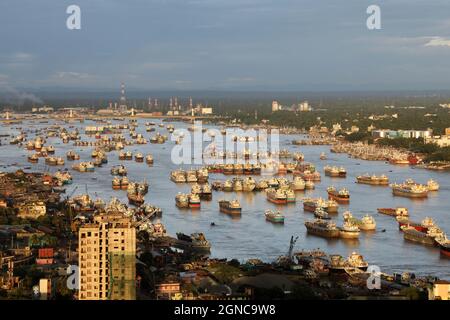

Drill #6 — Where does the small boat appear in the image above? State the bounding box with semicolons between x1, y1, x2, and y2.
265;210;285;223
304;219;340;238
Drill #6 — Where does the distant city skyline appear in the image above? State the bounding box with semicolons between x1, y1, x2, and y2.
1;0;450;92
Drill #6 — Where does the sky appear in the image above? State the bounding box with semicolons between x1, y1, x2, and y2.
1;0;450;92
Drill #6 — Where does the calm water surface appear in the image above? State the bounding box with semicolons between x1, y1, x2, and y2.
1;119;449;279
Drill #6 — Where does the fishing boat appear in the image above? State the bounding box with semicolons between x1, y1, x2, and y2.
304;219;340;238
219;199;242;215
266;188;287;204
265;210;285;223
327;186;350;204
377;207;408;217
339;221;360;239
175;193;189;208
356;174;389;186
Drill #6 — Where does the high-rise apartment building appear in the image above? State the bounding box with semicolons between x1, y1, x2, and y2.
78;214;136;300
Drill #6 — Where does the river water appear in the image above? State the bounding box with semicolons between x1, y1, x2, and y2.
1;119;449;279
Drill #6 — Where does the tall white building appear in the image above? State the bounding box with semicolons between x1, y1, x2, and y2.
272;100;279;112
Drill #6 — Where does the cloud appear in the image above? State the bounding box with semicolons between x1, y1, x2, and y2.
54;71;93;79
424;36;450;47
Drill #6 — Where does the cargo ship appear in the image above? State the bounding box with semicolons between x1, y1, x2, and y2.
128;192;145;206
402;226;444;246
176;233;211;251
314;207;330;220
435;236;450;257
175;193;189;208
265;210;285;223
284;189;296;203
188;193;201;209
396;216;435;233
242;177;256;192
146;154;154;165
356;174;389;185
290;176;306;191
170;170;186;183
377;207;408;217
329;252;368;273
391;183;428;198
304;219;340;238
135;152;144;162
266;188;287;204
303;198;338;214
219;199;242;215
200;184;212;200
339;221;360;239
327;186;350;204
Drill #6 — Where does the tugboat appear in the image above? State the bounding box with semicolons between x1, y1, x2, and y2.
175;193;189;208
304;219;340;238
219;199;242;215
265;210;285;223
188;193;201;209
327;186;350;204
266;188;287;204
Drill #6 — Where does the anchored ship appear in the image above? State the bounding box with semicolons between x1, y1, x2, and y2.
219;199;242;215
